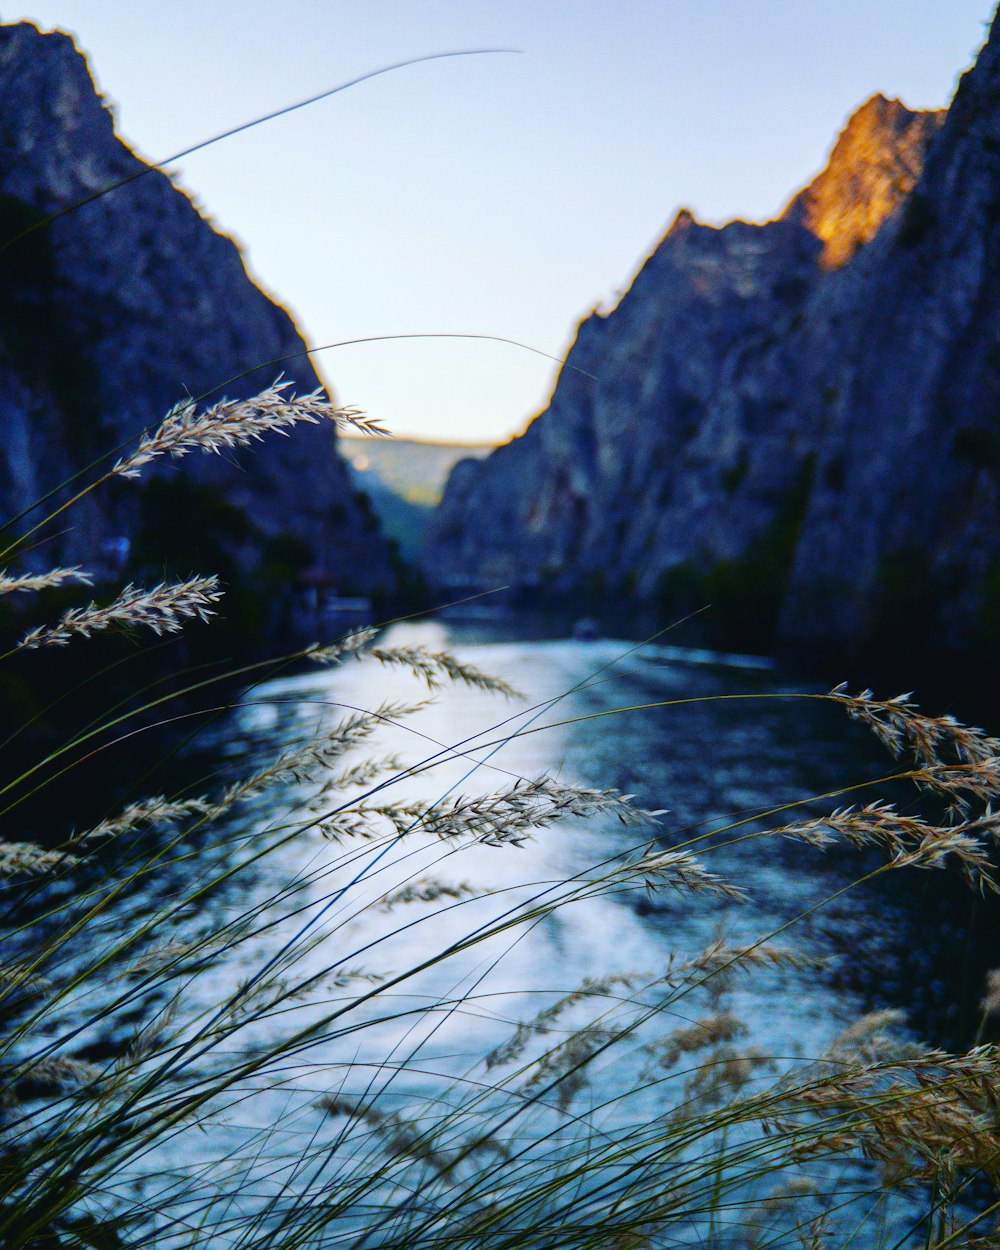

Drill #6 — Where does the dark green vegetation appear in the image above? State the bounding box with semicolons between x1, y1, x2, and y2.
655;457;817;656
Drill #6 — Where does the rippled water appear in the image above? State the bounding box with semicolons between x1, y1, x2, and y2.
8;617;995;1244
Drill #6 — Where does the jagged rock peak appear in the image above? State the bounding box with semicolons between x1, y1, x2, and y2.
667;207;699;234
0;23;124;206
781;93;945;269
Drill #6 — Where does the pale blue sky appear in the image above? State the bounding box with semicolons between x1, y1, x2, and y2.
4;1;995;442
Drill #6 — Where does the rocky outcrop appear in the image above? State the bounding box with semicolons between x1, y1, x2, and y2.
425;11;1000;671
782;94;944;269
0;22;395;597
779;16;1000;665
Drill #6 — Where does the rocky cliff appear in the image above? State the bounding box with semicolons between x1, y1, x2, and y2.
426;12;999;672
0;22;396;601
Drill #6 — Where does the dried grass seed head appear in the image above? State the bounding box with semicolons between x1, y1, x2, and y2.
982;969;1000;1019
111;378;388;480
378;879;481;910
356;776;662;847
829;686;1000;818
650;1011;748;1069
829;685;1000;767
207;700;425;817
18;575;222;649
75;793;213;844
0;566;93;596
0;840;78;877
611;846;746;901
485;972;638;1070
777;800;1000;892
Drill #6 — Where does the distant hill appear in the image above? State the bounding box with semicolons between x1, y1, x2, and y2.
341;436;492;559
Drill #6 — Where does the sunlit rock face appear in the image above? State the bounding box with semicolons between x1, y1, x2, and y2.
782;95;944;270
0;22;395;594
425;13;1000;670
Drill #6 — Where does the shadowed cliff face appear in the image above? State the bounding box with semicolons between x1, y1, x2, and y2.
0;23;395;597
425;11;1000;673
779;13;1000;668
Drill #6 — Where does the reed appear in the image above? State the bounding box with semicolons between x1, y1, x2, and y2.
1;386;999;1250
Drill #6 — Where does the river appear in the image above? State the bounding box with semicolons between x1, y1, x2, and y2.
7;615;997;1245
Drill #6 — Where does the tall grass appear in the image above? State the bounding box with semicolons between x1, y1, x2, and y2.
1;385;1000;1250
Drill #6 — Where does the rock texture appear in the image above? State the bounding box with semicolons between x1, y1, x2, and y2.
426;12;1000;671
782;94;943;269
0;22;395;596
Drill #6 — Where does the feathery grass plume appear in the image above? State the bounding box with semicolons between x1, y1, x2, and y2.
110;378;388;480
775;801;1000;892
73;793;213;844
521;1023;627;1109
684;1044;778;1106
825;1009;913;1063
316;804;405;842
314;754;403;798
913;761;1000;816
485;972;638;1070
317;1096;463;1178
0;566;93;596
660;940;821;994
224;973;314;1021
981;970;1000;1019
767;1045;1000;1188
327;966;385;989
0;963;51;992
378;879;481;909
4;1055;102;1099
303;626;379;664
334;776;661;847
122;930;241;978
17;575;222;649
112;1000;182;1074
205;700;426;817
0;840;77;877
796;1212;833;1250
605;846;747;900
309;631;522;698
0;964;52;999
366;644;523;697
829;683;1000;769
219;966;386;1026
829;687;1000;834
648;1012;749;1070
760;1177;822;1211
319;778;644;844
123;940;213;978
